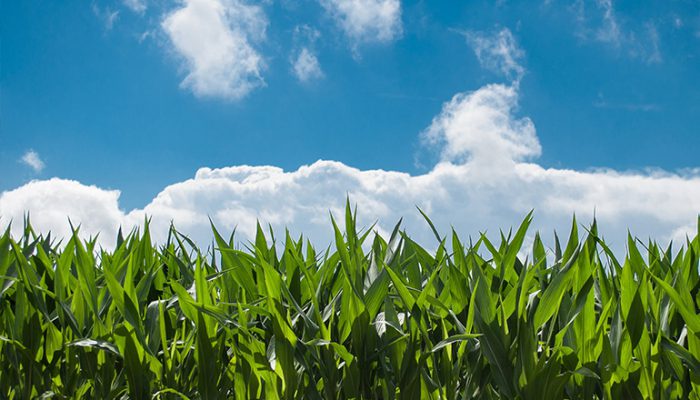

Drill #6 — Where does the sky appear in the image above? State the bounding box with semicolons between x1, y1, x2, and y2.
1;0;700;251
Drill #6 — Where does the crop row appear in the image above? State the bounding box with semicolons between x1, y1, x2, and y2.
0;207;699;399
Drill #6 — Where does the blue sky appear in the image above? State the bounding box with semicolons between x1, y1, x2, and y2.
1;0;700;249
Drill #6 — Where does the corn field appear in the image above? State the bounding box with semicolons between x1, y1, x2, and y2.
1;206;699;399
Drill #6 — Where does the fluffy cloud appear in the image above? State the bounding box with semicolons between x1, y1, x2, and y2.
320;0;402;46
422;84;540;167
4;156;699;254
436;29;534;166
161;0;267;99
465;28;525;81
0;179;125;245
21;150;45;173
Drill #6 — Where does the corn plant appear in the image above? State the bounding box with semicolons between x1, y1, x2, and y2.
0;205;699;399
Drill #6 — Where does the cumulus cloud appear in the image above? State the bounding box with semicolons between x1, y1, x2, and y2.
465;28;525;81
0;179;125;245
21;150;45;173
3;156;699;254
422;84;540;167
320;0;402;46
161;0;267;99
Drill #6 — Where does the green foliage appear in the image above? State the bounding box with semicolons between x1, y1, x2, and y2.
1;209;699;399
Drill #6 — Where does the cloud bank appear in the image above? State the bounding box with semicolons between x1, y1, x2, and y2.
2;81;699;251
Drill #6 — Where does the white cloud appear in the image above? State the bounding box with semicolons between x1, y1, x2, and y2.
3;157;699;254
466;28;525;81
292;48;324;82
0;179;124;245
21;150;45;173
3;81;699;253
123;0;147;14
320;0;402;46
161;0;267;100
422;84;540;167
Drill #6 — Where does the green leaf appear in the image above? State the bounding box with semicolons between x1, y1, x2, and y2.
67;339;121;358
648;271;700;333
533;246;580;329
430;333;481;352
